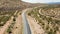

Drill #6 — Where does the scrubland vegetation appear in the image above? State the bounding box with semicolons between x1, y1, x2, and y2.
0;9;22;34
28;7;60;34
0;16;10;26
7;16;16;34
0;10;15;27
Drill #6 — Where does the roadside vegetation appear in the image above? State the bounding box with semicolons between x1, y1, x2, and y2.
28;7;60;34
0;10;22;34
7;16;16;34
5;10;22;34
0;16;10;26
0;10;16;16
0;10;15;27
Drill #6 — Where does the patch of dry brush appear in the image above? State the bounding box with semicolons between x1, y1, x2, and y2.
28;7;60;34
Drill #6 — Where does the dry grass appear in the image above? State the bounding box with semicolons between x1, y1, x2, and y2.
27;7;60;34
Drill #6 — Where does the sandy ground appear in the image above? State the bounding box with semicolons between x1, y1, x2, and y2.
4;11;23;34
0;16;13;34
0;11;19;34
27;15;45;34
11;15;23;34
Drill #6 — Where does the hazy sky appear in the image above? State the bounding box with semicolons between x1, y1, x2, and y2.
22;0;60;3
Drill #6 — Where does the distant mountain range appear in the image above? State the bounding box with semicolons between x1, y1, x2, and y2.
48;2;60;4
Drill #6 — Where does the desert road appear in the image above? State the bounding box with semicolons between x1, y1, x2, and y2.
22;9;31;34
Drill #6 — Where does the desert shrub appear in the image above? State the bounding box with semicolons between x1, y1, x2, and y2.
7;28;11;33
48;31;53;34
55;26;59;31
28;13;31;16
20;13;21;15
7;22;15;34
13;16;16;21
48;29;56;34
13;18;16;21
46;26;49;30
55;20;60;25
0;16;10;26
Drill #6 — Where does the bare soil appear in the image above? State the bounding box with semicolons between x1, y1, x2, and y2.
0;16;13;34
11;15;23;34
27;15;45;34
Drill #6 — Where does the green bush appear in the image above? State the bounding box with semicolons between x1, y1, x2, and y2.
7;28;11;33
28;13;31;16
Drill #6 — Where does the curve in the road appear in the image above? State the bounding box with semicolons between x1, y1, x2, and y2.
22;9;31;34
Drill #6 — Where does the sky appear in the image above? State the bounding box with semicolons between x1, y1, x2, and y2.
22;0;60;3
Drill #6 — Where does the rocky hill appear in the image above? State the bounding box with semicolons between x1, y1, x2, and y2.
0;0;47;10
